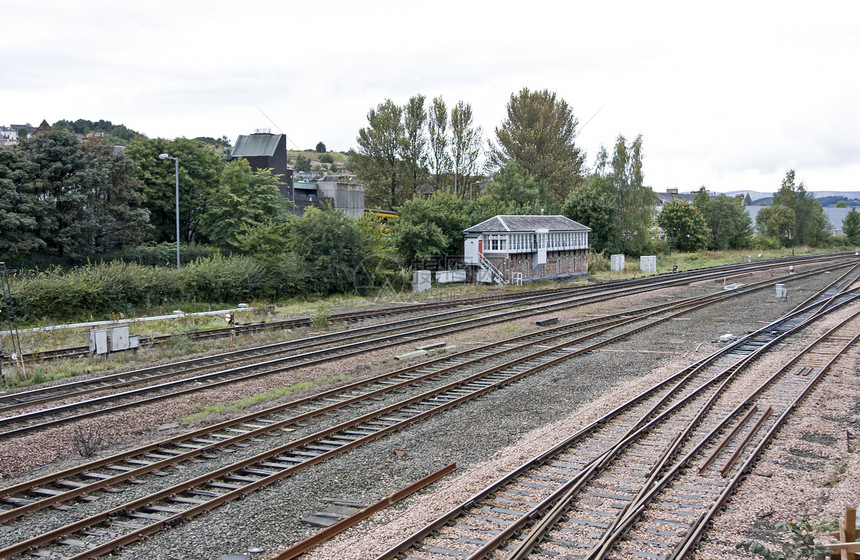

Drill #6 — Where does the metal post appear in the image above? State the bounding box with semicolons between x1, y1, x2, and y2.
159;153;181;269
174;157;180;269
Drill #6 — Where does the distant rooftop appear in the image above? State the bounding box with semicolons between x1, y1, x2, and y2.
231;133;283;158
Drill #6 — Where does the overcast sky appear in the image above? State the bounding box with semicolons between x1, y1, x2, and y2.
4;0;859;194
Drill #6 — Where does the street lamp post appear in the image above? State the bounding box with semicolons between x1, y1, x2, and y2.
158;153;181;269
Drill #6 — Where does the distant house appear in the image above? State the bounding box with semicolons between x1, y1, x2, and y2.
463;215;591;285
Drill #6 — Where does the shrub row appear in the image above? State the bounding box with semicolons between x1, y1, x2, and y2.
6;255;267;324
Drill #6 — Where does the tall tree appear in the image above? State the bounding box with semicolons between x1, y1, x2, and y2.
78;135;152;252
489;88;586;202
400;94;429;196
609;134;654;255
768;170;830;246
0;146;44;259
19;130;96;259
427;96;450;191
125;136;224;244
353;99;406;209
450;101;483;196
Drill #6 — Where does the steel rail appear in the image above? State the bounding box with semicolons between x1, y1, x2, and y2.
6;261;838;437
600;304;860;560
4;252;848;366
372;287;860;560
534;295;860;560
492;295;860;560
4;273;840;558
0;296;708;522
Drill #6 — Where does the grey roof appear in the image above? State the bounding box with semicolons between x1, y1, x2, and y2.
656;192;697;204
231;133;283;157
464;215;591;234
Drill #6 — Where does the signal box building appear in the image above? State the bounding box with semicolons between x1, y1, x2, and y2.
463;215;591;284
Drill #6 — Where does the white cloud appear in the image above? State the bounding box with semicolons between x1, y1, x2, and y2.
3;0;858;193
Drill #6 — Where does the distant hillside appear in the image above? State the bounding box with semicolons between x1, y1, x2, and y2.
726;190;860;207
52;118;144;146
287;149;351;174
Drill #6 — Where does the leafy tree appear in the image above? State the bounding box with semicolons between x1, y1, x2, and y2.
0;146;44;259
427;96;451;191
125;136;224;246
608;134;654;255
354;99;406;209
294;154;311;172
450;101;482;196
284;207;373;294
489;88;586;202
18;130;97;259
657;200;710;252
319;153;334;164
199;159;290;250
768;170;830;246
482;161;553;212
562;174;618;254
843;207;860;244
315;141;326;153
835;200;848;208
693;187;753;249
756;204;796;245
393;190;481;263
78;135;152;252
401;94;429;196
52;118;143;146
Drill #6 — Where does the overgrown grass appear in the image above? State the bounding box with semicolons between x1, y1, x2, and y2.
181;373;352;422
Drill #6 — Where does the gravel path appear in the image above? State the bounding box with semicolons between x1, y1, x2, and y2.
1;266;855;560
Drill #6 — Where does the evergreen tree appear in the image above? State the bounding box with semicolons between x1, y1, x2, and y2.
843;207;860;244
489;88;586;203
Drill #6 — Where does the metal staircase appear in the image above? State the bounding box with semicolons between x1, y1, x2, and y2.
478;254;506;285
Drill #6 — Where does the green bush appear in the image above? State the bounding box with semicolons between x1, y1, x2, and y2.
319;153;334;164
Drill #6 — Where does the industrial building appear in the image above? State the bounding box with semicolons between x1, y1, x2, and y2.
230;131;364;217
463;215;591;285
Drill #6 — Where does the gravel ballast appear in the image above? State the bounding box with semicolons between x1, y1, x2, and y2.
2;265;857;560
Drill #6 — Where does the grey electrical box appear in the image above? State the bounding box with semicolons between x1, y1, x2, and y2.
109;326;130;351
640;256;657;273
412;270;431;293
90;329;109;355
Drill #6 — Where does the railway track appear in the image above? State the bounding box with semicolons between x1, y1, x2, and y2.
0;265;856;559
0;267;819;521
2;259;855;437
373;292;860;559
4;253;849;365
